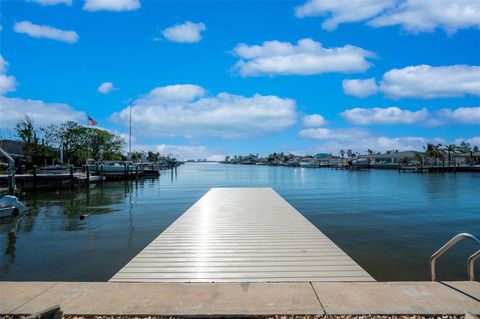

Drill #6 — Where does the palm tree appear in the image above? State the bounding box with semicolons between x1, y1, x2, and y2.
460;141;473;164
339;149;345;158
414;153;424;169
346;149;353;158
443;144;458;167
423;143;443;166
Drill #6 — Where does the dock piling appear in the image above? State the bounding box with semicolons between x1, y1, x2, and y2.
69;165;74;189
86;166;90;186
33;165;37;191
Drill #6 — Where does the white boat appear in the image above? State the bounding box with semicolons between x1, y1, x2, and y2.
0;195;27;218
299;160;318;168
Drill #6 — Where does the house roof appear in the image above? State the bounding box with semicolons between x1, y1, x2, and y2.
0;139;26;157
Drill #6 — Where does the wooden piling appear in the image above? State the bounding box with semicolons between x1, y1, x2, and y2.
86;165;90;186
69;165;74;189
33;165;37;191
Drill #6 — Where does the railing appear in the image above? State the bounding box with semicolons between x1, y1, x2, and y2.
430;233;480;281
0;146;16;194
468;249;480;281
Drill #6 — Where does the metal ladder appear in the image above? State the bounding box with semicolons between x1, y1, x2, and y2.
430;233;480;281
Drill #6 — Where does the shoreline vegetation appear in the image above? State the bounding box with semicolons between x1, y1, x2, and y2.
0;117;181;194
221;143;480;172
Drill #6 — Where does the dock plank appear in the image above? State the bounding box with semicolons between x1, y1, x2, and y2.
110;188;374;282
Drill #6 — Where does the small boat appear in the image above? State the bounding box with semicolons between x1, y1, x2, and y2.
0;195;27;218
299;160;318;168
85;161;136;177
351;158;370;169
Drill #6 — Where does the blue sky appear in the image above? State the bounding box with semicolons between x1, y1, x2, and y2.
1;0;479;160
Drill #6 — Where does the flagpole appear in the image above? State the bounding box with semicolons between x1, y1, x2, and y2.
129;100;132;160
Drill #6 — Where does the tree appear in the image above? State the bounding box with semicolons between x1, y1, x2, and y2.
15;115;57;165
443;144;458;167
460;141;473;164
339;150;345;158
147;151;161;163
346;149;353;158
423;143;444;166
42;121;124;165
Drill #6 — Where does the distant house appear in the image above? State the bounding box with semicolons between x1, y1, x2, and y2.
370;150;423;165
452;151;480;165
0;139;29;168
311;153;342;166
0;139;27;159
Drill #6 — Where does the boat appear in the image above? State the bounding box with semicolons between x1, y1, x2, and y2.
351;158;370;169
0;195;27;218
299;159;318;168
85;161;137;178
136;163;161;176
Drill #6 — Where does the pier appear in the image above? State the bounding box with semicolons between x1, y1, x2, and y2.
111;187;373;282
1;187;480;315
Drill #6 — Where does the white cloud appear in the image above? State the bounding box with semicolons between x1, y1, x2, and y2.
298;127;371;140
111;84;297;138
438;106;480;124
341;106;428;125
97;82;117;94
294;0;480;34
162;21;206;43
380;65;480;99
298;126;445;153
132;143;225;161
0;96;85;128
0;55;17;95
13;21;78;44
342;78;378;98
0;56;8;74
83;0;140;11
369;0;480;34
28;0;72;6
302;114;327;127
135;84;206;104
232;38;374;77
0;75;16;95
295;0;396;30
461;136;480;146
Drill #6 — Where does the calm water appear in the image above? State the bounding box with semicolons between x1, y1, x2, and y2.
1;163;479;282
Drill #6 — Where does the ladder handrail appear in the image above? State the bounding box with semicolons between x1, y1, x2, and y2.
468;249;480;281
430;233;480;281
0;146;16;194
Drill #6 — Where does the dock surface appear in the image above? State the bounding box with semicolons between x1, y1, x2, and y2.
2;281;479;315
111;187;373;282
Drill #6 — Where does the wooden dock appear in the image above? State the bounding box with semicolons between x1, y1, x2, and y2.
111;188;373;282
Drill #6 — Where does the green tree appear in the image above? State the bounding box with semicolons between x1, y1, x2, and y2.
42;121;124;165
423;143;444;166
15;116;57;166
443;144;458;167
147;151;161;163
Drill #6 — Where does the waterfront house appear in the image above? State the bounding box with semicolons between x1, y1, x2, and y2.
0;139;30;170
452;151;480;166
369;150;423;166
314;153;342;167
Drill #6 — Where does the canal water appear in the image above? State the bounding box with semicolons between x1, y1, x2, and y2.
1;163;479;282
